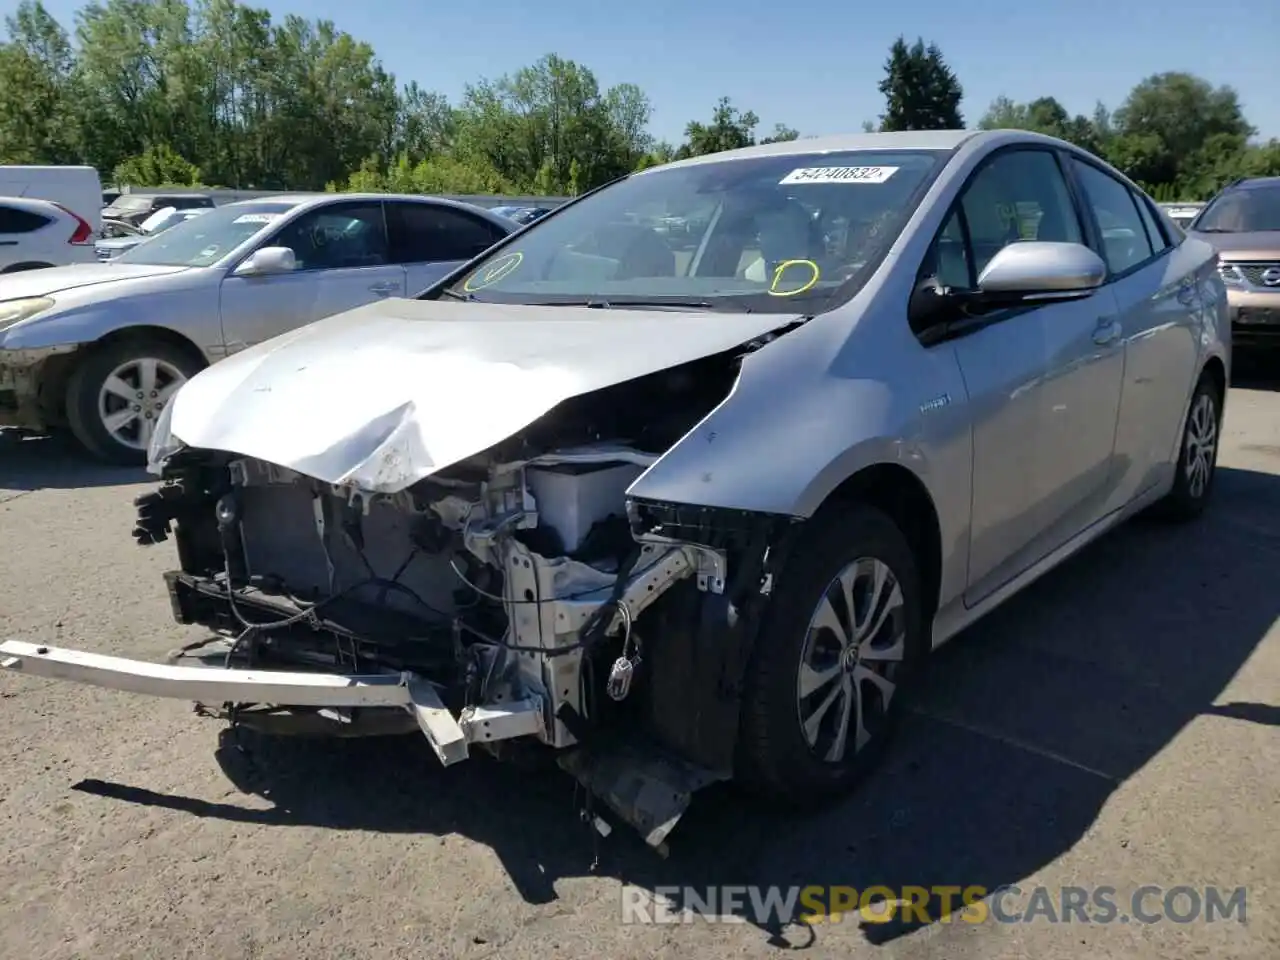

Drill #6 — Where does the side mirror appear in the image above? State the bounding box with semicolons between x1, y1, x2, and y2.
975;241;1106;304
234;246;297;277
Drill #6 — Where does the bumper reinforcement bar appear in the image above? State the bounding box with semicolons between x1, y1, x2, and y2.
0;639;544;767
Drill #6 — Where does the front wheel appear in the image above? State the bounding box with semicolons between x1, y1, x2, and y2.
65;338;200;465
737;503;928;804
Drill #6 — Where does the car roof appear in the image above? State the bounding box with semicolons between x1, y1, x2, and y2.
223;192;514;224
642;128;1088;173
1234;177;1280;190
0;196;70;215
648;129;979;172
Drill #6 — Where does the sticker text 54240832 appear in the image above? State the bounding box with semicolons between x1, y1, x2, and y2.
779;166;899;185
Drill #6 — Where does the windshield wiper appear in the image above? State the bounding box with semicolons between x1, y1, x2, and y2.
543;297;720;311
436;288;478;301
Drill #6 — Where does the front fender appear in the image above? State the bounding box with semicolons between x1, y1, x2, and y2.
627;326;970;519
0;288;219;356
625;319;974;612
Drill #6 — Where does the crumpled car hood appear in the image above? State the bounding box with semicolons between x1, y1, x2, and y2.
156;298;797;493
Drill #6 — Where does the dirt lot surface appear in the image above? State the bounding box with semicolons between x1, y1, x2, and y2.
2;369;1278;960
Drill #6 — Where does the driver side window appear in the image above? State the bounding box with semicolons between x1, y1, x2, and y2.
930;149;1083;290
270;202;388;271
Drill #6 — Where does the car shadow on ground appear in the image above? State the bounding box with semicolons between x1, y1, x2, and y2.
71;465;1280;949
0;429;149;491
1231;351;1280;392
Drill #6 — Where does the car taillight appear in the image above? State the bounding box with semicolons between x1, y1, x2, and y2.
53;204;94;245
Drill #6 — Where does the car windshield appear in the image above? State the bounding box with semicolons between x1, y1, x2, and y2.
444;149;945;313
115;201;298;267
1194;185;1280;233
106;196;153;213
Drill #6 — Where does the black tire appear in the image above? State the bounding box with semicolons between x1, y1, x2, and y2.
737;502;928;804
65;337;201;465
1151;374;1222;522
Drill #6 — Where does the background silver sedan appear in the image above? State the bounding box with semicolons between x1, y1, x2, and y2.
0;193;514;462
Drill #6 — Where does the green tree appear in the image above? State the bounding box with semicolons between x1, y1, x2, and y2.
677;96;758;158
3;2;1273;205
760;123;800;143
451;54;650;193
977;95;1104;154
634;141;676;170
1112;72;1253;190
114;142;202;185
877;36;963;131
0;1;82;164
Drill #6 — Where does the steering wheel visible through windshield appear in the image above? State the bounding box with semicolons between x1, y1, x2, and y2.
446;149;945;313
114;201;298;267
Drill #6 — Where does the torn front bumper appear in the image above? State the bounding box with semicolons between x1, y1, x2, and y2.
0;345;76;429
0;639;544;767
0;637;716;852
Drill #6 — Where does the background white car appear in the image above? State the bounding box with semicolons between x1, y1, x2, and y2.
0;193;516;462
0;197;98;272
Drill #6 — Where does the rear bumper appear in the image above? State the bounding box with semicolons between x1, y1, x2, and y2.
0;638;544;767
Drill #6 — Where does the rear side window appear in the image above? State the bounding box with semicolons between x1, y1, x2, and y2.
1132;193;1170;253
1070;159;1155;274
0;204;51;234
387;202;505;263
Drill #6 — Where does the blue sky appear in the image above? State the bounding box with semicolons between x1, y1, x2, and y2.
15;0;1279;143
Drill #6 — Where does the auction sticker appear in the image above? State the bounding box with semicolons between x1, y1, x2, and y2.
779;166;898;185
233;213;283;224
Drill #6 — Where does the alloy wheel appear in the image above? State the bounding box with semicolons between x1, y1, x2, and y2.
795;556;907;763
96;357;187;452
1184;391;1218;499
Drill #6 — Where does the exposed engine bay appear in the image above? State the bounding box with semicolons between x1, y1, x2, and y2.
127;337;804;851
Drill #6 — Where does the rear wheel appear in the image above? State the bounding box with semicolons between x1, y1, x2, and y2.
1153;374;1222;521
737;503;927;804
65;338;200;465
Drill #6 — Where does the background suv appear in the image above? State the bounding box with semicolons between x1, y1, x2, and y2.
1188;177;1280;349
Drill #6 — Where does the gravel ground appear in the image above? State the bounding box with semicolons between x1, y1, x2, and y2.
2;368;1278;960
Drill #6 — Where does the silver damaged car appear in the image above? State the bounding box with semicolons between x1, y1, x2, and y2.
0;130;1229;851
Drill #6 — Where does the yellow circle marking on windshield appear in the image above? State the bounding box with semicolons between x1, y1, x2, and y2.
768;259;820;297
463;251;523;292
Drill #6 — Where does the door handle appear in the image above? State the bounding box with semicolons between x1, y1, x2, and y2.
1093;316;1122;346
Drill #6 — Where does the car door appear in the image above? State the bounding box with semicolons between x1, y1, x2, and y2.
218;200;407;351
385;200;510;293
926;147;1126;606
1066;157;1203;509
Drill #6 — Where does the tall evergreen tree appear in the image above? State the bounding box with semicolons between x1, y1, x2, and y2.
877;36;964;131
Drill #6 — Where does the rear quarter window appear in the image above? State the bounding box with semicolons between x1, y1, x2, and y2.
0;205;52;233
